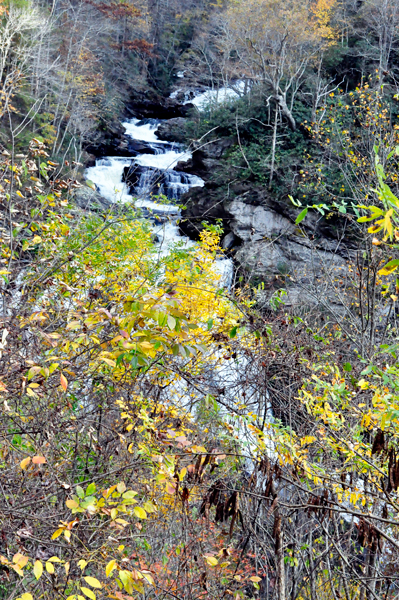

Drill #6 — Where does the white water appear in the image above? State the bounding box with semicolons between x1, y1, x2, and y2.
86;117;233;285
122;119;168;144
170;80;247;110
85;109;275;465
134;149;191;170
86;157;132;204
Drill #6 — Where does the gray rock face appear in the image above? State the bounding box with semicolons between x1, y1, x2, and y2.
225;200;294;242
73;187;113;212
235;233;351;311
235;236;346;278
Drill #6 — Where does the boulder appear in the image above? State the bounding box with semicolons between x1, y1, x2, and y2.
180;184;231;239
235;236;347;279
155;118;187;143
72;187;113;212
127;139;156;156
221;232;238;250
177;137;236;178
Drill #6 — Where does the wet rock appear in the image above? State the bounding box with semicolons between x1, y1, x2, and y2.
84;120;130;158
73;187;113;212
122;164;140;189
221;232;238;250
180;183;231;239
155;118;187;143
125;98;194;120
127;139;156;156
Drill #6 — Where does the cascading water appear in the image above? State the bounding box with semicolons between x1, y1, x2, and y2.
86;117;233;286
86;101;271;465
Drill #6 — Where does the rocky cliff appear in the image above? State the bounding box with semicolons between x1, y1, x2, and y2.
155;114;354;310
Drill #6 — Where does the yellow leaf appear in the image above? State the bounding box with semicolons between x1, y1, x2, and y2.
143;500;157;513
34;560;43;580
16;594;33;600
80;587;96;600
105;559;116;577
141;571;154;585
138;341;154;353
133;506;147;519
46;561;55;574
179;467;187;481
204;555;218;566
20;457;31;470
78;560;87;571
51;528;64;540
101;357;116;367
13;554;28;568
66;499;79;509
83;576;102;589
250;576;262;582
60;373;68;391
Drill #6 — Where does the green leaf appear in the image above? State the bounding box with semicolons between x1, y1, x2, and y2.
343;362;352;372
76;485;85;499
295;207;308;224
167;315;176;330
86;482;96;496
229;326;237;339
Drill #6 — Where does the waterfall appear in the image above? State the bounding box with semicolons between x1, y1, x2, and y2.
86;117;232;287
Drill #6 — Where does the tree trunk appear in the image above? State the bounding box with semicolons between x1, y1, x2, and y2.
269;106;278;190
275;94;296;131
274;514;286;600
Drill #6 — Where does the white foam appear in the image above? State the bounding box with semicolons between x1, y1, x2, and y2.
184;81;247;110
86;157;132;204
134;149;191;170
122;119;167;144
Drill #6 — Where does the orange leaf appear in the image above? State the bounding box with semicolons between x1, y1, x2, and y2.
60;373;68;391
32;456;46;465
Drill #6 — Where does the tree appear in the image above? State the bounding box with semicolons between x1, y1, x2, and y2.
217;0;337;132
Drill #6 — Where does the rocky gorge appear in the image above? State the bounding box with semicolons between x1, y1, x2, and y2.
81;86;354;312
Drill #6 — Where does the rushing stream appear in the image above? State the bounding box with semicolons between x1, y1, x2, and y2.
85;99;272;466
86;117;233;284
